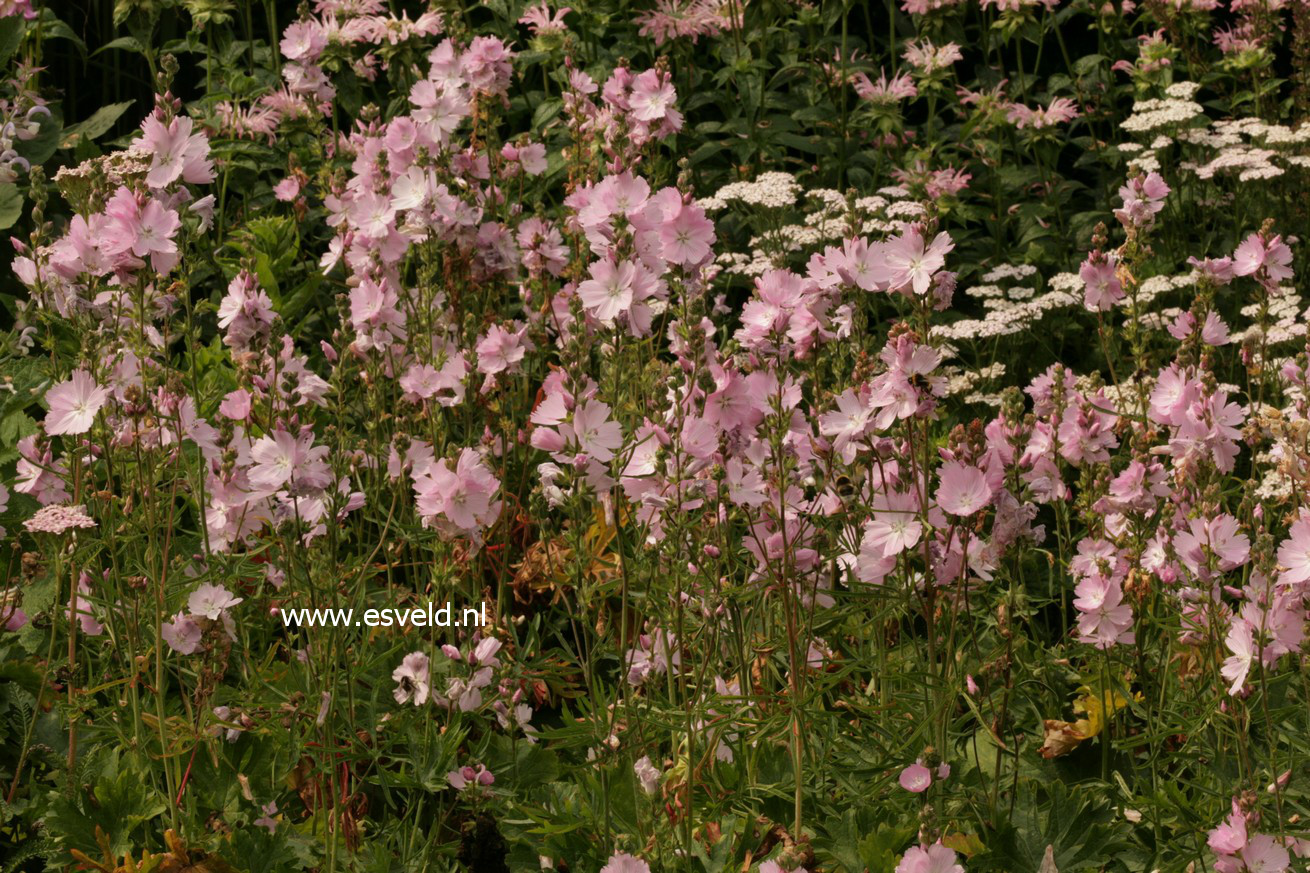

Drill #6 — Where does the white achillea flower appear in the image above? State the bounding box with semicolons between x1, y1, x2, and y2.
1048;272;1082;293
1240;166;1284;182
885;200;927;218
710;171;801;210
981;263;1037;282
855;195;889;212
24;503;97;534
1165;81;1202;99
1128;153;1161;173
1121;97;1204;133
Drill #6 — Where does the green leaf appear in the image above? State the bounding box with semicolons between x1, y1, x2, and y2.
91;35;145;57
0;16;24;67
37;8;86;54
0;182;22;231
60;101;134;149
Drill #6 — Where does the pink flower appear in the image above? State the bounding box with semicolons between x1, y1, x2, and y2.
1080;254;1123;311
1241;834;1290;873
254;801;279;834
447;763;495;790
518;142;548;175
660;201;715;266
1073;575;1135;649
1233;232;1294;289
281;20;327;62
1201;311;1230;345
1007;96;1080;129
44;370;109;435
578;257;637;324
1148;364;1198;426
1277;512;1310;586
161;612;204;655
634;755;661;794
519;2;571;35
273;178;301;201
1221;619;1254;695
69;574;104;637
1174;514;1250;579
217;271;276;350
898;762;933;793
1208;799;1248;856
400;363;444;401
249;429;332;493
461;36;515;96
601;853;651;873
392;651;431;705
412;448;502;534
570;399;624;462
187;583;242;620
102;188;182;273
476;323;532;375
1114;172;1170;230
853;69;917;103
138;114;214;189
895;842;964;873
629;68;678;123
219;389;252;421
884;227;954;297
936;460;992;516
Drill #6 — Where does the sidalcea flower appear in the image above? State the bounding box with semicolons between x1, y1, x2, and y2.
601;853;651;873
249;429;332;494
884;227;955;297
1073;574;1135;649
273;178;300;201
936;461;992;516
476;322;533;376
1174;514;1250;579
161;612;203;655
392;651;431;705
1276;512;1310;586
1080;253;1123;311
187;583;242;620
44;370;109;436
219;389;252;421
413;448;502;536
634;755;661;794
898;762;933;793
1220;619;1255;696
660;200;715;266
254;801;279;834
101;187;182;273
138;113;214;189
447;763;495;790
577;257;636;324
519;2;571;35
895;842;964;873
1233;231;1294;290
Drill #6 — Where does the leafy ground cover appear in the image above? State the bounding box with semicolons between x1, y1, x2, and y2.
1;0;1310;871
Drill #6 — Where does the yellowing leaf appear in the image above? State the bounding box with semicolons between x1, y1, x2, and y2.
1040;684;1137;758
941;832;986;857
1072;684;1133;738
